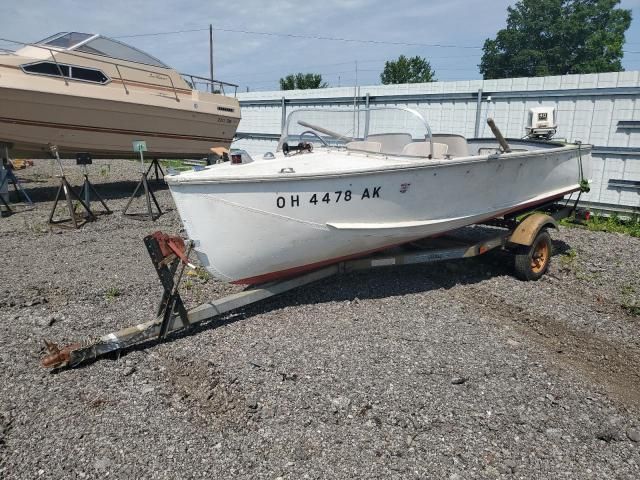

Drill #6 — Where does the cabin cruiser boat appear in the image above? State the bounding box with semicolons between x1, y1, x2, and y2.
0;32;240;158
166;107;592;284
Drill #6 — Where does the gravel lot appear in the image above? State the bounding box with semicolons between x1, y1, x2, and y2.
1;159;639;479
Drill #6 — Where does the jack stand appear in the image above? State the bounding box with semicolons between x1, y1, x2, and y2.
76;163;111;216
1;143;34;216
48;146;95;229
146;157;165;182
123;149;162;220
0;190;10;217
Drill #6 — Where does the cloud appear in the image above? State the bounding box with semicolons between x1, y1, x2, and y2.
2;0;638;91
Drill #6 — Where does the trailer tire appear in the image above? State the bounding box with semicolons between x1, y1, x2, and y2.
513;230;552;281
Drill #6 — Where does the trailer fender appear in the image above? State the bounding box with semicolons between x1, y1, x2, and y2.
508;213;558;247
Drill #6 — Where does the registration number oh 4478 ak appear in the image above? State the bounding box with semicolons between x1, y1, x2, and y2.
276;186;381;209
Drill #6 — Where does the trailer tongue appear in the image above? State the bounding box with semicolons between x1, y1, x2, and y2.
41;205;585;369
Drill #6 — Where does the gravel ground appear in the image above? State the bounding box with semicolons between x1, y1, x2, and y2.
1;159;639;479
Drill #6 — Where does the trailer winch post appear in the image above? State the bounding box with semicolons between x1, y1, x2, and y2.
144;232;191;339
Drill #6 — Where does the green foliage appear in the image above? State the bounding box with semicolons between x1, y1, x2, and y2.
480;0;632;79
560;212;640;237
584;212;640;237
160;159;191;171
186;267;211;283
279;73;327;90
380;55;436;84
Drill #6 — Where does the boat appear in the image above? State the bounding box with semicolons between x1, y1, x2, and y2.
0;32;240;158
166;107;592;284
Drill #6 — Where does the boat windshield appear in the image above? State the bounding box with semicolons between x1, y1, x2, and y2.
76;36;168;68
277;107;433;153
37;32;94;50
36;32;168;68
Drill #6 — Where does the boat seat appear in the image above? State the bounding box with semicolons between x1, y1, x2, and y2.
401;141;449;158
366;133;413;154
432;134;470;157
345;141;382;153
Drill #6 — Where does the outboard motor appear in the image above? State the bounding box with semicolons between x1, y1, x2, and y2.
526;107;557;139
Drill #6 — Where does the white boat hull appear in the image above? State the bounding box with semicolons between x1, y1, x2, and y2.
168;144;591;284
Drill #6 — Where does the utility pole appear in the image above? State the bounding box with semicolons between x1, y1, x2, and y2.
353;61;358;136
209;24;214;93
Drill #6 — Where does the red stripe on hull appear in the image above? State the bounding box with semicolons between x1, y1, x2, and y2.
232;188;578;285
0;116;231;143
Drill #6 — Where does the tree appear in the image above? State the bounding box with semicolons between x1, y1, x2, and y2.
279;73;327;90
480;0;632;79
380;55;436;84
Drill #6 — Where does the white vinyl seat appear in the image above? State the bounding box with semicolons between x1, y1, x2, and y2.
401;141;449;158
432;134;470;157
345;141;382;153
366;133;413;154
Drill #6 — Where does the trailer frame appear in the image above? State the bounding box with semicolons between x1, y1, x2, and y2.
41;202;585;369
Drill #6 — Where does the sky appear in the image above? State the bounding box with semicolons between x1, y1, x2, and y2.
1;0;640;91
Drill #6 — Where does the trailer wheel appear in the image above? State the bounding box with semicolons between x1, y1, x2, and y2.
513;230;552;281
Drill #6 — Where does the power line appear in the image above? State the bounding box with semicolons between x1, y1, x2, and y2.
114;28;209;39
113;26;640;57
113;25;483;49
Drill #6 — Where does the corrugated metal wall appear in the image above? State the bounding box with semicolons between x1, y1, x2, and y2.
233;71;640;213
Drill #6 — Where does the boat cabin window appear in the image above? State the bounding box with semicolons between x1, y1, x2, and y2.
70;66;109;83
76;37;168;68
23;62;69;77
21;62;109;84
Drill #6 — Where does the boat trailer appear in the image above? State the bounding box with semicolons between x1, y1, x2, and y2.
41;203;586;369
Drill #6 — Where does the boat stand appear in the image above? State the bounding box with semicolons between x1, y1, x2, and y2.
122;149;162;220
75;154;111;217
0;143;34;216
146;157;165;183
40;203;584;369
48;147;96;229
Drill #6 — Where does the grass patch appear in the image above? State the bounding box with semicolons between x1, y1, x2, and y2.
159;159;192;171
559;247;578;270
186;267;211;283
621;284;639;317
105;286;121;300
561;212;640;238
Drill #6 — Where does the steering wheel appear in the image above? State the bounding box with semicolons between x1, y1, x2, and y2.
300;130;328;147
